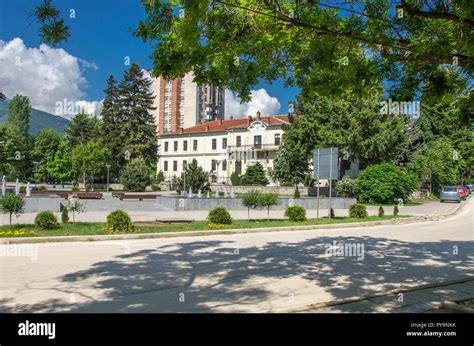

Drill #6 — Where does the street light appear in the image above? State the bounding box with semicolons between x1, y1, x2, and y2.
106;164;111;192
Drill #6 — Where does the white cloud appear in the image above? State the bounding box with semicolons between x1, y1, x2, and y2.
0;38;100;118
225;88;281;118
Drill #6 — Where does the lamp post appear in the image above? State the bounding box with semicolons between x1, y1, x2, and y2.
106;164;111;192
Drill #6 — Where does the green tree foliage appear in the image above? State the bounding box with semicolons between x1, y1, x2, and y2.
133;1;472;101
230;171;241;186
240;190;263;220
64;198;85;223
101;74;125;175
241;162;269;186
66;113;101;147
33;129;61;182
355;163;418;204
0;193;25;225
156;170;165;184
7;95;30;136
273;139;309;185
260;193;280;220
117;63;157;166
120;158;151;192
3;125;32;180
61;207;69;224
0;124;7;175
33;0;70;45
175;159;210;194
409;138;464;194
47;139;74;185
71;140;111;187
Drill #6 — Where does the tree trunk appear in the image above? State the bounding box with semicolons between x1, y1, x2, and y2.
248;208;250;221
9;213;12;225
267;206;270;221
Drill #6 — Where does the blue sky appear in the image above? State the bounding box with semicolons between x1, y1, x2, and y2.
0;0;298;117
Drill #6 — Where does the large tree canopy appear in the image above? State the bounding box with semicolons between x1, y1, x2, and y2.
131;0;472;101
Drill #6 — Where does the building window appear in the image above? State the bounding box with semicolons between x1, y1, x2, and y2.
211;160;216;171
193;140;198;151
274;133;281;146
174;141;178;152
254;135;262;149
222;160;227;171
183;140;188;151
236;136;241;147
173;161;178;171
212;138;217;150
164;142;169;152
182;160;187;171
222;138;227;149
164;161;168;171
235;161;242;174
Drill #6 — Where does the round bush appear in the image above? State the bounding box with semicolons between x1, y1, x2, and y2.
349;203;368;218
35;211;60;230
106;209;134;232
37;185;47;192
378;206;385;217
61;207;69;224
71;185;80;192
285;205;306;221
355;163;418;204
207;207;232;225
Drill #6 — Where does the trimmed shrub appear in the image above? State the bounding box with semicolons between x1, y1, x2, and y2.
393;205;399;216
378;206;385;217
61;207;69;224
355;163;418;204
349;203;368;218
294;186;301;198
260;193;281;220
151;184;161;191
207;207;232;225
241;162;269;186
71;185;80;192
20;186;26;193
329;208;335;218
106;209;134;233
230;171;241;186
285;205;306;222
35;211;60;230
241;190;263;220
37;185;47;191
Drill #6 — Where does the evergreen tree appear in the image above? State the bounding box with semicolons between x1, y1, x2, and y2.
66;113;101;147
175;159;210;194
7;95;30;136
101;75;125;175
120;158;150;192
117;63;157;166
241;162;269;186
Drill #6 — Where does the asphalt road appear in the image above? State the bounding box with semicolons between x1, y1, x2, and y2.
0;199;472;313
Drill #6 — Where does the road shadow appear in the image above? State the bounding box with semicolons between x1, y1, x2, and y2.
1;236;472;312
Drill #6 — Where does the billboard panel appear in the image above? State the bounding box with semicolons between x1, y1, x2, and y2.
313;147;339;180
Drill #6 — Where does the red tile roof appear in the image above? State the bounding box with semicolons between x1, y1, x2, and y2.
160;115;293;136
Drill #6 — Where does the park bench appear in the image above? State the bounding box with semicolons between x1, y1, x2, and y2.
76;192;103;199
112;192;125;199
119;193;158;201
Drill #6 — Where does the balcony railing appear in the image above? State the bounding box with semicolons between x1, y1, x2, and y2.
227;143;279;151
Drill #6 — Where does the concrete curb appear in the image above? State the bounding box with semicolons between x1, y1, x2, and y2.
0;197;470;245
275;276;474;313
438;300;474;313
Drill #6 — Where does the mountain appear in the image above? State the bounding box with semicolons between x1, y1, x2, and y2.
0;99;69;135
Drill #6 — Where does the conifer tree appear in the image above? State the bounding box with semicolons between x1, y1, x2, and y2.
117;63;157;166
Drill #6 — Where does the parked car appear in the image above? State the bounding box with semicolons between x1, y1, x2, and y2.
457;186;468;200
440;186;461;203
465;184;472;194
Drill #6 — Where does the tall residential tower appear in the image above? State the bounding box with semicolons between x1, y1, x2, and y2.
151;71;225;134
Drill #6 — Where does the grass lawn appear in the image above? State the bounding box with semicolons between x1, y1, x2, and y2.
0;215;407;238
360;195;439;207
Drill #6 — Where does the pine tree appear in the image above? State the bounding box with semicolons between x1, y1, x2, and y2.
241;162;269;186
66;113;101;147
101;75;125;174
117;63;157;166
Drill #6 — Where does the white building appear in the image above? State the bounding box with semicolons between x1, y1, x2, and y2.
157;112;291;184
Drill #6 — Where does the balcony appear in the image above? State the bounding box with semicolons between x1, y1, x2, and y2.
227;144;279;152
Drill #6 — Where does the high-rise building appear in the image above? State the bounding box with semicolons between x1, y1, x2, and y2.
151;71;225;134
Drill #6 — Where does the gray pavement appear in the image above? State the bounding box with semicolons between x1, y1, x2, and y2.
0;197;472;313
